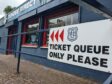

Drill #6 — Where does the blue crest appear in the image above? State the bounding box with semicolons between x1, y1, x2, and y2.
67;27;78;42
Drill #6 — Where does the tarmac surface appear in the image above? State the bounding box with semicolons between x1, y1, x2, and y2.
0;54;99;84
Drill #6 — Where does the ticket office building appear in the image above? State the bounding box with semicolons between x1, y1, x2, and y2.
0;0;112;83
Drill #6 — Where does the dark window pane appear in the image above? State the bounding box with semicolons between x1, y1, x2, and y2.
48;13;78;28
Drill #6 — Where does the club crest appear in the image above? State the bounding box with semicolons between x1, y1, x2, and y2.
67;27;78;42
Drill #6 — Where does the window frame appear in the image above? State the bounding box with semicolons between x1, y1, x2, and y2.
42;5;79;47
22;17;39;47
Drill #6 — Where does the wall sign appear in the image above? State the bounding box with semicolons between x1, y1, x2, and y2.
8;0;35;19
48;19;112;73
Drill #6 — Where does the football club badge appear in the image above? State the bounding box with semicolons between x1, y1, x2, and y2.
67;27;78;42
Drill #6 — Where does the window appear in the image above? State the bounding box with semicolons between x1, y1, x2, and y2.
26;23;39;45
22;22;39;47
49;13;78;28
42;5;79;47
45;13;79;45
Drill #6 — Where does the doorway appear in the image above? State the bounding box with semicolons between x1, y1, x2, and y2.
7;26;17;55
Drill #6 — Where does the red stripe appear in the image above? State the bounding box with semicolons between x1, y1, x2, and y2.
42;18;48;47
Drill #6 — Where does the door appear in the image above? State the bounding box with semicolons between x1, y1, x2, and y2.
7;27;17;55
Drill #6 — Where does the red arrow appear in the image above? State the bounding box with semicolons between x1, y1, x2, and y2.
55;30;59;42
50;31;54;42
60;29;64;42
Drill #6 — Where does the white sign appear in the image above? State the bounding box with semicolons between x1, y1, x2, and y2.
48;19;112;73
8;0;35;19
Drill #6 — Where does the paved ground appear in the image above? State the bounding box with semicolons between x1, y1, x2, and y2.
0;54;99;84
